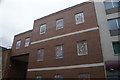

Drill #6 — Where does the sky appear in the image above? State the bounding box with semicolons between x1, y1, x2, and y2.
0;0;88;48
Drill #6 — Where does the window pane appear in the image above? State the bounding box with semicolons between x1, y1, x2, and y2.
37;49;44;61
40;24;46;34
56;19;63;30
104;1;113;9
79;73;90;80
56;45;63;59
35;75;42;80
54;75;64;80
25;38;30;47
117;18;120;28
113;0;120;7
108;19;118;30
75;12;84;24
113;42;120;54
77;41;88;56
16;40;21;49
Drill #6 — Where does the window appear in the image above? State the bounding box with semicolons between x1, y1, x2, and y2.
37;49;44;61
40;24;46;34
77;41;88;56
16;40;21;49
104;0;120;10
56;45;63;59
79;73;90;80
25;38;30;47
54;74;64;80
112;42;120;55
35;75;42;80
75;12;84;24
56;19;63;30
108;18;120;30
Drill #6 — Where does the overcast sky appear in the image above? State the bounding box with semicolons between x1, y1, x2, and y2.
0;0;88;48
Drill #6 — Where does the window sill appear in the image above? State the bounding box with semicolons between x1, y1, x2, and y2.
78;54;88;56
56;57;63;59
56;27;63;30
37;60;44;62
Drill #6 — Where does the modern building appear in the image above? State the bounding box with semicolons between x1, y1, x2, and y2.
94;0;120;79
2;0;120;79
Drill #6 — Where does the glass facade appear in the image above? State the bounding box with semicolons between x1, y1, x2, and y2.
108;18;120;30
104;0;120;10
112;42;120;55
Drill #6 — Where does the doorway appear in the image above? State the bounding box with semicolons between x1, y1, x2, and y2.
8;53;29;79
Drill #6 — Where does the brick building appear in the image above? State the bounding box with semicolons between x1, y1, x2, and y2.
2;0;120;79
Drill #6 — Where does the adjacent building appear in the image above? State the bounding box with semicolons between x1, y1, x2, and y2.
0;46;9;79
94;0;120;79
2;0;120;79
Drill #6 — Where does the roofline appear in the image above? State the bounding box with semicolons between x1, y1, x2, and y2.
34;1;91;22
15;29;33;37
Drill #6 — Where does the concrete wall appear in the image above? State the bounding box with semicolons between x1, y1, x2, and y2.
93;0;119;62
0;47;2;80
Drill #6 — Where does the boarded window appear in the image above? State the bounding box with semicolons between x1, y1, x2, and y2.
77;41;88;56
75;12;84;24
56;45;63;59
37;49;44;61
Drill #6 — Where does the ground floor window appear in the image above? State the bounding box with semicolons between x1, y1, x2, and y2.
79;73;90;80
54;74;64;80
35;75;42;80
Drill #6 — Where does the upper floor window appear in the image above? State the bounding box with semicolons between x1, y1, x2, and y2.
77;40;88;56
108;18;120;30
75;12;84;24
16;40;21;49
35;75;42;80
104;0;120;10
40;24;46;34
37;49;44;61
112;42;120;55
56;19;63;30
54;74;64;80
25;38;30;47
79;73;90;80
56;45;63;59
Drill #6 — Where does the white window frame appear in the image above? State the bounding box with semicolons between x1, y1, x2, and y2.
35;75;42;80
54;74;64;80
56;19;64;30
40;24;46;34
56;45;63;59
25;38;30;47
16;40;21;49
77;40;88;56
75;12;84;24
37;49;44;61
